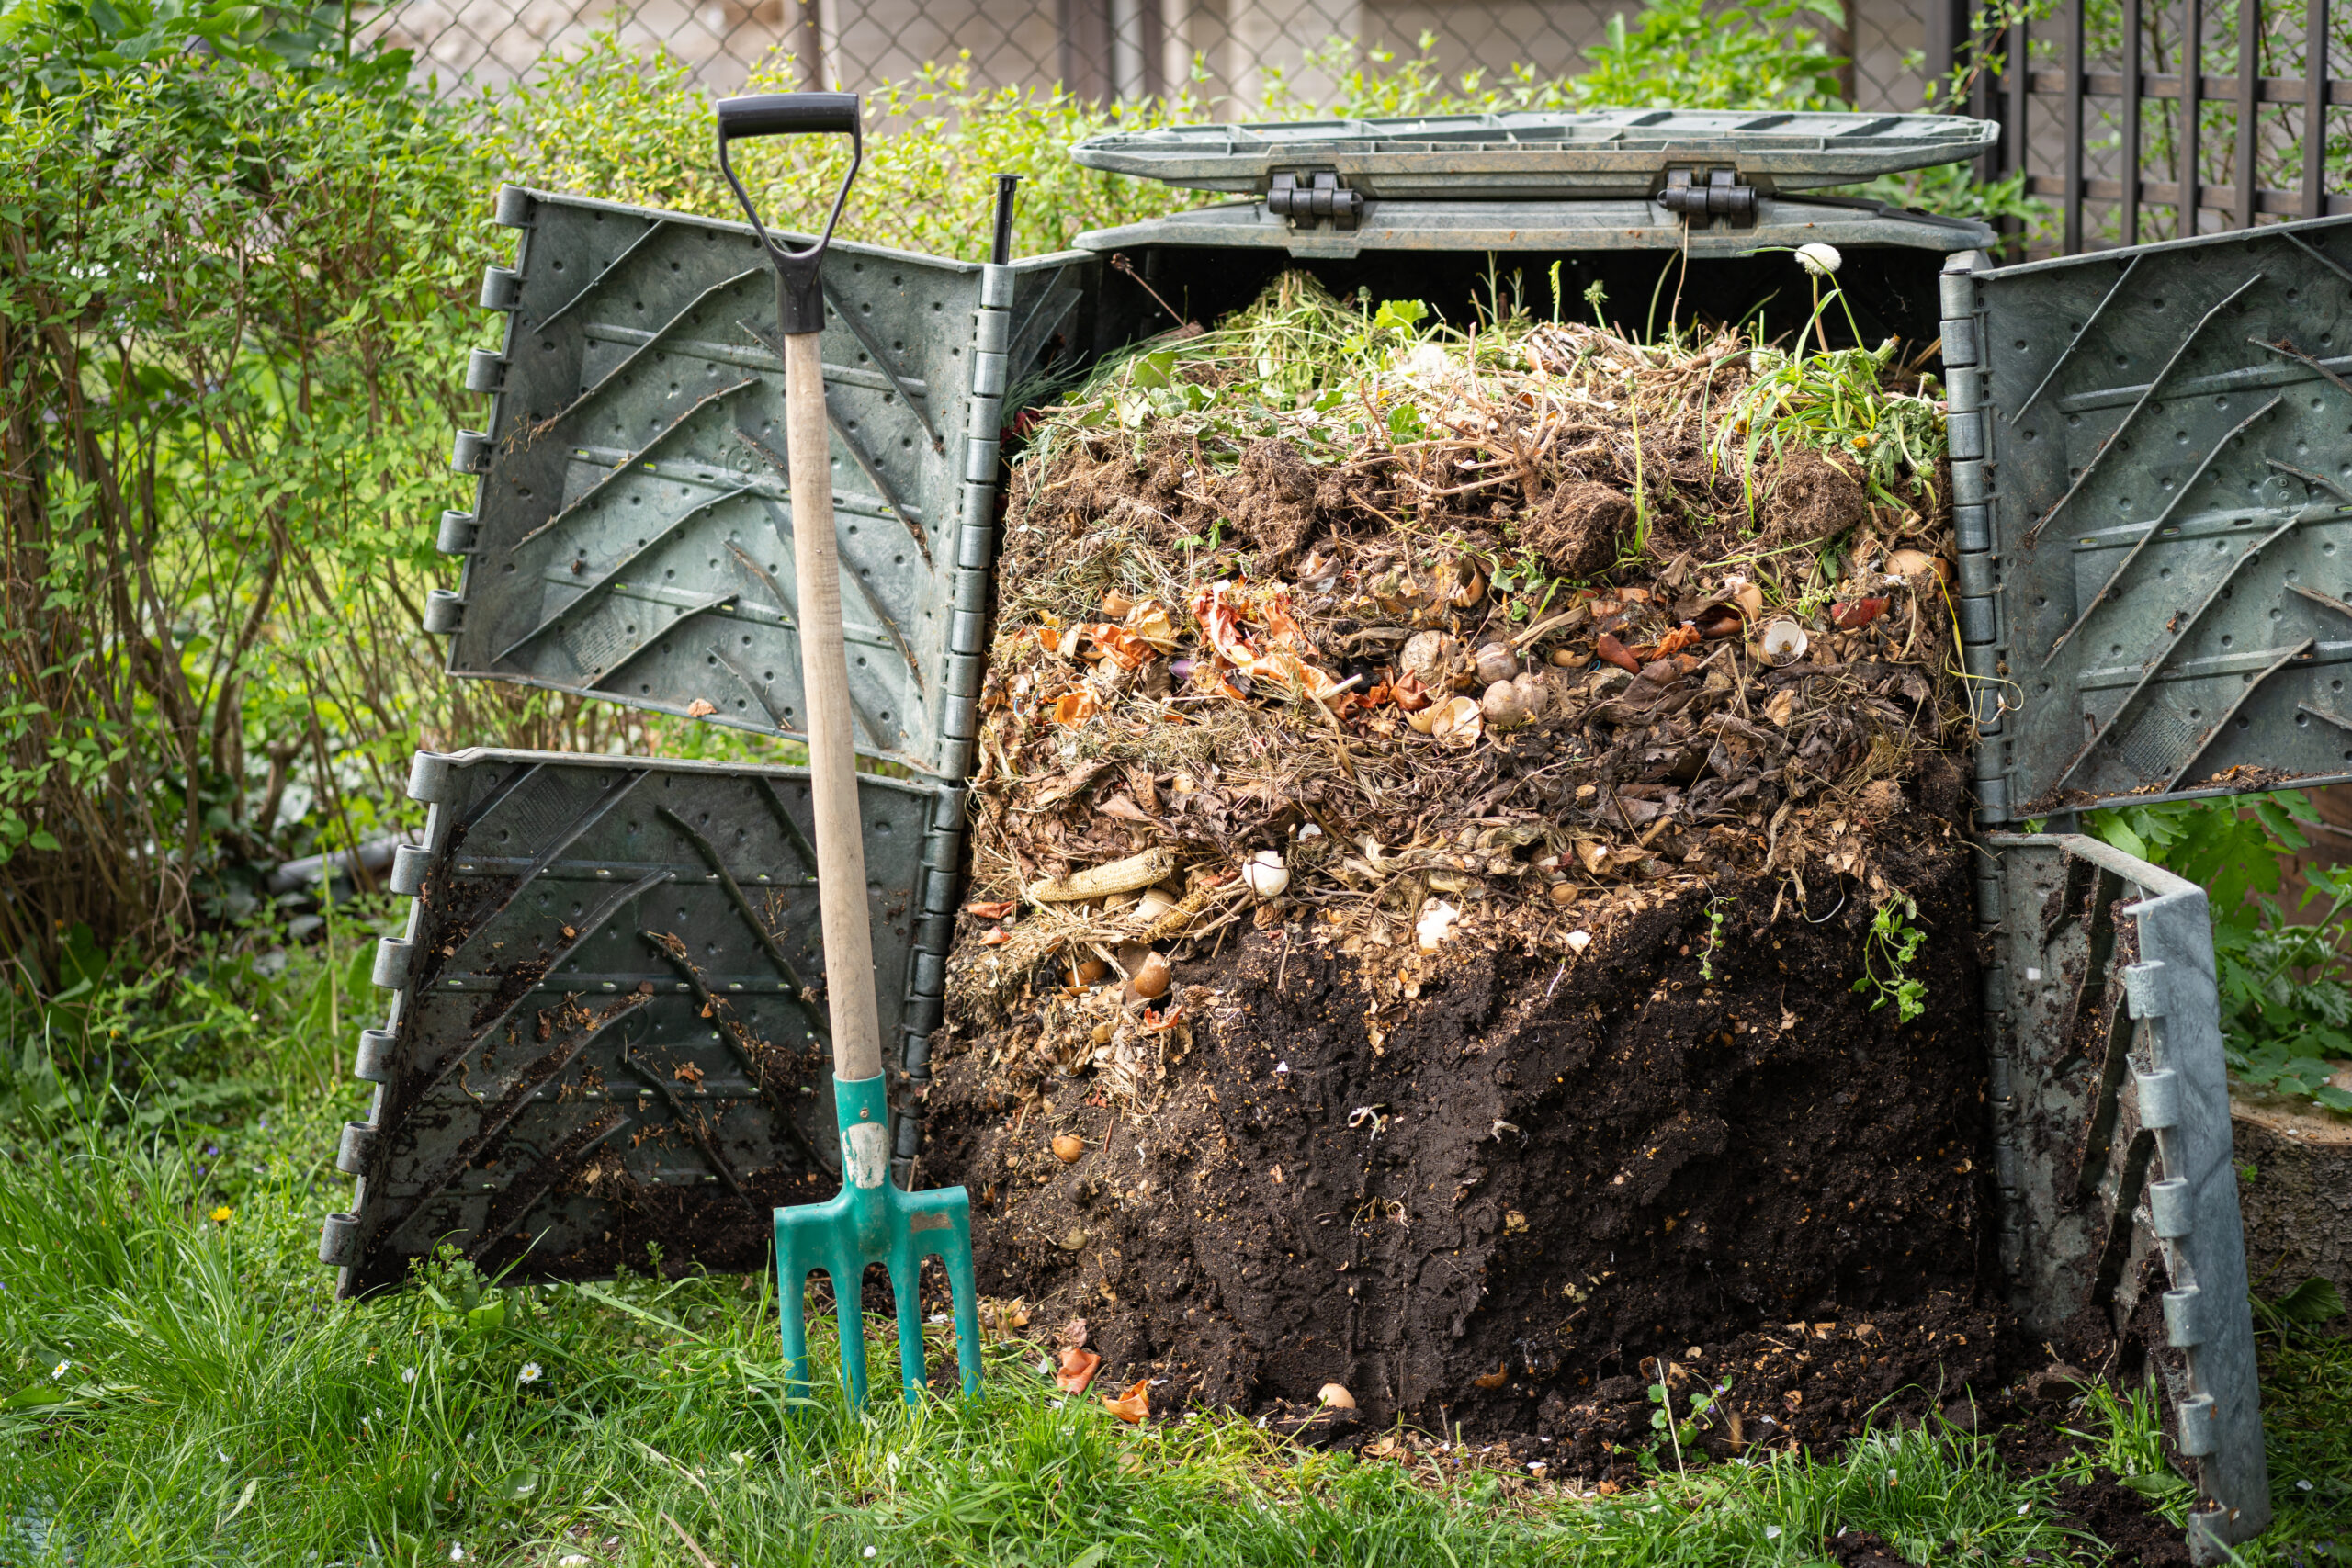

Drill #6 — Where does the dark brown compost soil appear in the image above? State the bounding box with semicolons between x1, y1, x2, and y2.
924;795;2022;1450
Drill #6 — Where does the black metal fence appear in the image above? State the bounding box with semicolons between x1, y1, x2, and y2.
1925;0;2349;252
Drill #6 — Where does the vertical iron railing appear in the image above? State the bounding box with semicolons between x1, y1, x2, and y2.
1928;0;2347;254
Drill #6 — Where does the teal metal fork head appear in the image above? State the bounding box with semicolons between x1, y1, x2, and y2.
774;1072;983;1407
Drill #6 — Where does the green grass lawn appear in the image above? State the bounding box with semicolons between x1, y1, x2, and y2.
1;938;2346;1566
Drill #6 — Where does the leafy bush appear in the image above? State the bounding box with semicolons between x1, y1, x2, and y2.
0;6;514;969
2087;793;2352;1113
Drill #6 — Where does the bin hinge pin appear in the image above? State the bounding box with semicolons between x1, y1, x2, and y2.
1267;169;1363;232
1658;166;1758;227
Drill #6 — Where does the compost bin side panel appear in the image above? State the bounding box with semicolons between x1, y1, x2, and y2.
320;750;936;1294
430;186;1012;780
1985;834;2272;1562
1969;214;2352;818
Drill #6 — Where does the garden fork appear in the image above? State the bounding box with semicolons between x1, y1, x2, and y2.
715;90;982;1407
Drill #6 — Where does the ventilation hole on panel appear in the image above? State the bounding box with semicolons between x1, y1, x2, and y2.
763;671;774;681
2160;567;2173;579
634;300;644;311
2216;395;2231;409
2067;414;2081;428
2188;708;2203;720
2299;711;2312;727
2110;644;2123;656
853;261;864;272
2015;340;2028;351
497;828;512;842
2114;355;2130;368
707;654;718;665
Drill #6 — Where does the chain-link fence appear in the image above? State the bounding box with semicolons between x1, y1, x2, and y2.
363;0;1935;115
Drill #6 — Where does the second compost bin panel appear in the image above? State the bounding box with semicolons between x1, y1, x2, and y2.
1944;215;2352;818
433;186;1094;782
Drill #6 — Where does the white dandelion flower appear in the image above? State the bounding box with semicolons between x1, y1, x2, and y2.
863;1549;877;1560
1795;243;1843;276
448;1547;466;1562
518;1362;543;1384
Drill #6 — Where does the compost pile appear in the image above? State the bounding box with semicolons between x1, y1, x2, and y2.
925;272;2027;1466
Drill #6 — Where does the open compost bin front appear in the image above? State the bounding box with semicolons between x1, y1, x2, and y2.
922;134;2030;1450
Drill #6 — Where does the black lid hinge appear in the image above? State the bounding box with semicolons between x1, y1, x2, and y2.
1658;167;1758;228
1267;169;1363;232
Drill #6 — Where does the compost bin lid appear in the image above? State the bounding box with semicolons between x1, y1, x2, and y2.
1069;109;1999;200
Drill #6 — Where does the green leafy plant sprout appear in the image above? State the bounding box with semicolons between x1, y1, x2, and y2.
1647;1368;1731;1476
1854;893;1927;1023
1699;897;1732;982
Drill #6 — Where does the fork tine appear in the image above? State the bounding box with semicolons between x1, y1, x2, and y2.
888;1252;927;1403
831;1249;870;1410
946;1243;982;1395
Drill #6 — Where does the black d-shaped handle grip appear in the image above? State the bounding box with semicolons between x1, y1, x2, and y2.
715;92;862;336
717;92;858;141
